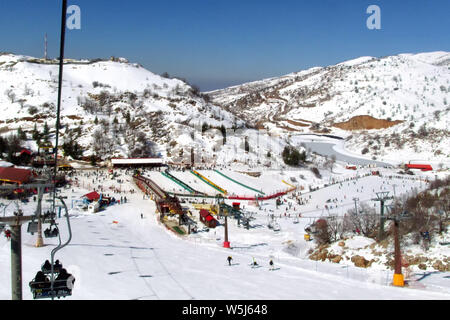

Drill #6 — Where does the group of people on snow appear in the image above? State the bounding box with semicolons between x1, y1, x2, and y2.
227;256;275;270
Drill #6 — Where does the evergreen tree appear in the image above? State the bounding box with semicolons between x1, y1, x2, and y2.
32;123;39;141
282;146;305;166
43;122;49;141
90;154;97;166
62;138;83;159
202;122;209;134
220;124;226;144
244;137;249;152
94;116;98;125
17;127;27;140
0;136;7;155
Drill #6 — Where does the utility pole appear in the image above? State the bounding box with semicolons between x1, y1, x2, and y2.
44;33;48;60
372;191;393;241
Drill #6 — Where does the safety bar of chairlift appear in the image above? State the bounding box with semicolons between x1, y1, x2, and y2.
49;196;72;300
30;281;72;300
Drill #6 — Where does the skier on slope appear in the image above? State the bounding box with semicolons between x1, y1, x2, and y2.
252;257;258;267
227;256;233;266
269;259;274;270
4;229;11;240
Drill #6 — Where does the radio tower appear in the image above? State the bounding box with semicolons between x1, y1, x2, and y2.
44;33;48;60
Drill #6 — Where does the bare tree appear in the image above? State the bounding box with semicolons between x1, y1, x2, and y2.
344;203;379;238
5;89;16;103
326;215;346;242
315;219;331;245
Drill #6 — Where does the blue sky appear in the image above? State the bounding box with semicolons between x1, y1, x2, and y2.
1;0;449;91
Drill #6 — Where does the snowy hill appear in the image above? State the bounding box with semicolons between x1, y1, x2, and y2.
207;51;450;164
0;53;245;162
1;167;449;300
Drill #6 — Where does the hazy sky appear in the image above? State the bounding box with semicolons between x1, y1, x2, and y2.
1;0;449;91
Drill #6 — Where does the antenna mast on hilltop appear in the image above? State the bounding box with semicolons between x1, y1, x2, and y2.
44;33;48;60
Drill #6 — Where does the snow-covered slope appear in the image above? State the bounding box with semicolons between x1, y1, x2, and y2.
0;53;245;161
1;168;448;300
207;51;450;163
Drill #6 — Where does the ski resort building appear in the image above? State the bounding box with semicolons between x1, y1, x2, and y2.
199;209;218;228
405;164;433;171
110;158;165;168
83;191;101;202
0;167;32;185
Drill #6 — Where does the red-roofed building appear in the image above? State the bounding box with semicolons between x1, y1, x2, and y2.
20;149;32;156
199;209;218;228
83;191;101;202
0;167;32;185
405;164;433;171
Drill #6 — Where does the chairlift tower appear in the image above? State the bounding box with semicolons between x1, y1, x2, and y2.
0;183;53;300
372;191;394;241
387;210;411;287
35;186;45;247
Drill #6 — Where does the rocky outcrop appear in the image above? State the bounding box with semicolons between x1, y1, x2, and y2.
351;255;375;268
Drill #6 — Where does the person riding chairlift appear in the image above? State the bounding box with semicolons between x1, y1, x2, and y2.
54;260;63;273
31;271;51;289
42;260;52;272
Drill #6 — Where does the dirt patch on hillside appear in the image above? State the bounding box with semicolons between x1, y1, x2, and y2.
285;119;310;127
238;171;261;177
333;115;403;131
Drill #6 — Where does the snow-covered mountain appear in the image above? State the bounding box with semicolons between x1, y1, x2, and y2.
0;53;246;162
1;51;449;166
207;51;450;163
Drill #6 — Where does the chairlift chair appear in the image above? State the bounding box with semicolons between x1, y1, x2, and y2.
27;221;39;235
29;276;74;300
30;195;75;300
44;224;59;238
42;211;56;224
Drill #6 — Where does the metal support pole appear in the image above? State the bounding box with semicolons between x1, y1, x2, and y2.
223;215;230;248
10;224;22;300
378;199;385;241
36;186;44;247
52;0;67;216
392;219;404;286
